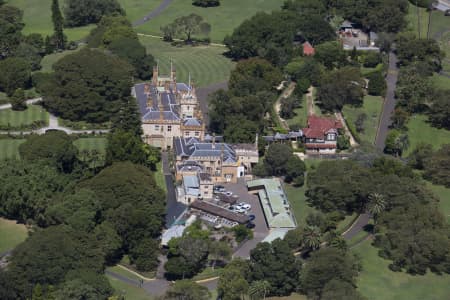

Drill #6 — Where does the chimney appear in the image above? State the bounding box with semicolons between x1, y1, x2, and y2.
152;65;158;85
212;133;216;149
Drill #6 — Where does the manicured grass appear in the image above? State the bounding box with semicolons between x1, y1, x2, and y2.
107;265;143;282
342;95;383;144
284;182;318;226
73;137;107;156
0;139;25;160
192;267;223;281
0;105;49;129
154;160;167;193
404;114;450;156
107;275;153;300
139;36;234;87
0;217;28;253
426;182;450;224
286;96;307;128
118;0;161;23
405;3;430;38
8;0;94;41
353;239;450;300
135;0;283;42
40;47;83;73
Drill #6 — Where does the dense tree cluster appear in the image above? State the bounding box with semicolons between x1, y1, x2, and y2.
209;58;282;142
164;221;232;279
254;143;306;186
224;9;335;66
40;48;133;122
317;67;365;111
306;158;450;274
421;144;450;187
64;0;124;27
87;15;156;80
161;13;211;43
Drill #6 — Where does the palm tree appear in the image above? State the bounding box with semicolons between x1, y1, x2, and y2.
302;226;322;251
249;280;271;300
367;192;386;221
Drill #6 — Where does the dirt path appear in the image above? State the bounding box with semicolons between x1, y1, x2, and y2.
335;112;358;147
306;86;314;116
274;82;296;130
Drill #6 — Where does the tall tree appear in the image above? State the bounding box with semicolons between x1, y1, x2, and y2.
302;226;322;251
249;280;271;300
51;0;65;50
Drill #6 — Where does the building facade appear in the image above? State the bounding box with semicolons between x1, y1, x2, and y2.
302;115;343;154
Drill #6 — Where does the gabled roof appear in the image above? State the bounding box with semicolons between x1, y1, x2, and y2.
183;118;202;126
303;116;342;139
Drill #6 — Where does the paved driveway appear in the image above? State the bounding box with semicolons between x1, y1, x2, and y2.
375;51;398;150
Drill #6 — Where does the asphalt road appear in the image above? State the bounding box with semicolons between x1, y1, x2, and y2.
132;0;174;27
342;213;371;240
375;51;399;151
161;151;186;228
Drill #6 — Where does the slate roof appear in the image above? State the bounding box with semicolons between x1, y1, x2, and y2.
174;137;237;163
183;118;202;126
134;82;187;122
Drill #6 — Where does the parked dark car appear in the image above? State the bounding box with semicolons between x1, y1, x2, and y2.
246;222;256;229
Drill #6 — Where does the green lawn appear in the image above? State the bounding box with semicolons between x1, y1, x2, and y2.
405;3;430;38
118;0;161;23
0;139;25;160
353;240;450;300
8;0;94;41
154;160;167;193
0;105;49;130
342;95;383;144
268;294;307;300
135;0;283;42
107;265;143;282
427;182;450;224
286;96;308;128
107;275;153;300
405;114;450;156
0;217;28;253
192;267;223;281
284;182;318;226
139;36;234;87
73;137;107;155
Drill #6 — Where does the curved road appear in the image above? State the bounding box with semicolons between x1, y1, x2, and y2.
375;51;399;150
132;0;174;27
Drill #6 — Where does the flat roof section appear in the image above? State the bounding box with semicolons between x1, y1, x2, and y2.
247;178;297;229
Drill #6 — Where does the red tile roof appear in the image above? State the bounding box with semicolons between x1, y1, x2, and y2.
303;42;315;56
303;116;342;139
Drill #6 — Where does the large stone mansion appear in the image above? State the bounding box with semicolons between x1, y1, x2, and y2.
132;64;205;150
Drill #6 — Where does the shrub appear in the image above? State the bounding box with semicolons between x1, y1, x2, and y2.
192;0;220;7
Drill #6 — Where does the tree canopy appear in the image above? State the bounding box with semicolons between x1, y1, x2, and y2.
64;0;124;27
41;48;133;122
19;131;79;173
